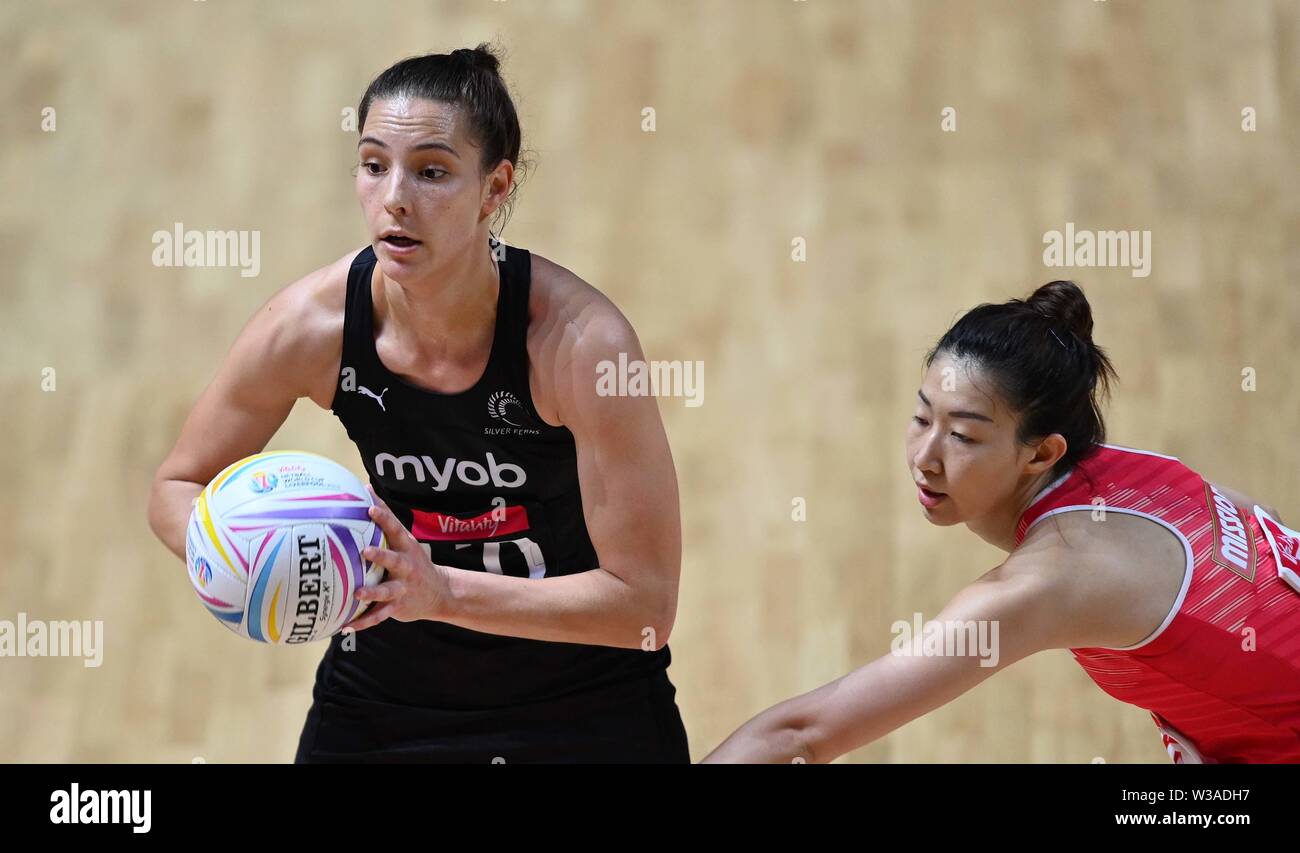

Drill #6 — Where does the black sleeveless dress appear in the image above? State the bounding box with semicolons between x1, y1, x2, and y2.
293;238;690;762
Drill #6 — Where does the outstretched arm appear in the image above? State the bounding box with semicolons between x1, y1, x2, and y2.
703;562;1068;763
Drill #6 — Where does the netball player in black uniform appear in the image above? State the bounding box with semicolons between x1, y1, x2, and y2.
147;45;689;762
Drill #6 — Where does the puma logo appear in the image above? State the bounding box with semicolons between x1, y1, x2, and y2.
357;385;389;412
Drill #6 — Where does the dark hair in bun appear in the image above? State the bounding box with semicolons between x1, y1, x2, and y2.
925;280;1119;479
448;46;502;75
357;42;531;234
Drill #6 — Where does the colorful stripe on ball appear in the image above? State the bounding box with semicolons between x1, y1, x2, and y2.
195;491;243;581
228;506;373;524
246;532;287;643
326;533;351;621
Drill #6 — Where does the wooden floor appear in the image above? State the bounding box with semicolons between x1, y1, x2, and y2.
1;0;1295;763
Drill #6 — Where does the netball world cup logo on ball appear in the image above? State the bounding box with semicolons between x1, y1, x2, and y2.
193;556;213;588
248;471;278;493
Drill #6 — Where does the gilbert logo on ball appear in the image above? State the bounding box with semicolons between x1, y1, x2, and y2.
185;451;386;643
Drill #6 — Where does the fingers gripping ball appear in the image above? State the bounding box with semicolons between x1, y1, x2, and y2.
184;450;387;643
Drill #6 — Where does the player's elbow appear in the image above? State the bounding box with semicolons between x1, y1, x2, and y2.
638;586;677;651
146;475;169;542
788;724;821;764
607;561;677;650
786;705;836;764
639;602;675;650
756;709;822;764
779;682;865;764
147;470;203;559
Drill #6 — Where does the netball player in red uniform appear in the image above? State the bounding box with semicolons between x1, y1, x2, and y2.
148;46;689;762
705;280;1300;763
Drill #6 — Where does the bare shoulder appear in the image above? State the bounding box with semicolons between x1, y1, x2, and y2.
1205;477;1283;525
527;251;639;351
254;248;362;410
525;252;643;423
1009;510;1188;649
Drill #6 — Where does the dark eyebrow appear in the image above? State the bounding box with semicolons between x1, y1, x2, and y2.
917;389;995;423
356;137;460;159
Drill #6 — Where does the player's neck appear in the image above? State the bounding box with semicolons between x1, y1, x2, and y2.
376;240;500;364
966;468;1059;554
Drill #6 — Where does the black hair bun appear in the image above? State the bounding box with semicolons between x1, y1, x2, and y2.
451;44;502;76
1027;280;1094;342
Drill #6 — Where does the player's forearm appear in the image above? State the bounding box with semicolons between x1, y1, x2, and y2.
437;565;674;650
704;656;931;763
147;478;204;562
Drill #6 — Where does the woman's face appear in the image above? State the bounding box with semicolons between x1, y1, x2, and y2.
355;96;510;281
904;352;1050;527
